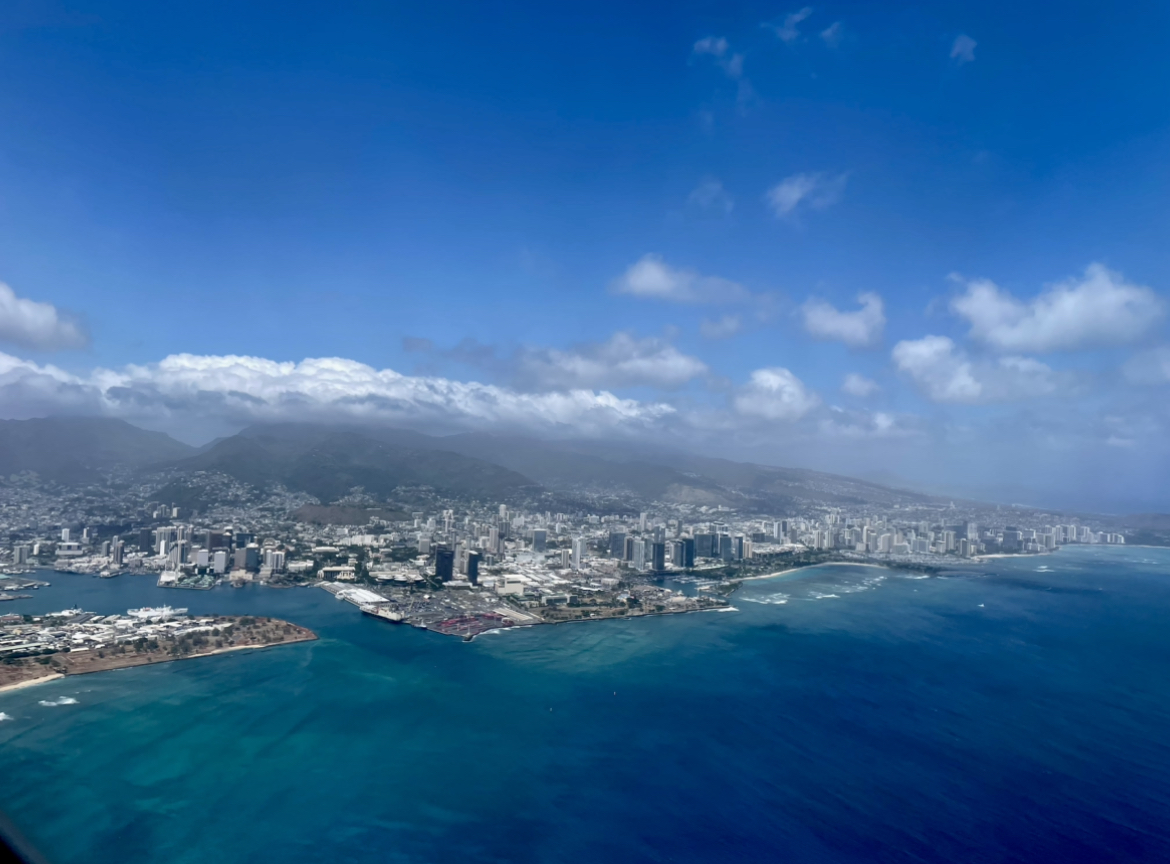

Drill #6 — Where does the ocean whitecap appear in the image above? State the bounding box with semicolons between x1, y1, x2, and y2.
0;712;12;722
38;696;78;707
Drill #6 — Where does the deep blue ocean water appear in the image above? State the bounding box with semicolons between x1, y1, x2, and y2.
3;546;1170;863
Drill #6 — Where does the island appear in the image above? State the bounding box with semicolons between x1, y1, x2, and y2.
0;606;317;692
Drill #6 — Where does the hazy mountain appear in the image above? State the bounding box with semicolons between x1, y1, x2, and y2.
169;424;536;502
434;432;937;510
0;417;195;483
0;417;946;512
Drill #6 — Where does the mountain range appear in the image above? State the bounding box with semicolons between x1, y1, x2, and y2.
0;417;944;513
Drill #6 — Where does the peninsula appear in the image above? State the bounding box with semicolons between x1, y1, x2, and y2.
0;606;316;692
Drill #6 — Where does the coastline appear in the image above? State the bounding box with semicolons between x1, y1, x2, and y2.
468;602;735;641
0;623;318;696
734;561;888;584
0;637;317;696
0;673;65;695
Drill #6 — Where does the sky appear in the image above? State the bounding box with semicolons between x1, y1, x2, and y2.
0;0;1168;512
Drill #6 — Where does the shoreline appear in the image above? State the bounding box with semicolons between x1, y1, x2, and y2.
0;629;318;696
467;602;735;641
734;561;888;584
0;673;65;695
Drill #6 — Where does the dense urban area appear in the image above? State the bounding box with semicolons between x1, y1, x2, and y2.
0;445;1132;641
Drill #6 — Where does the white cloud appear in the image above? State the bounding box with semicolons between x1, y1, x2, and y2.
950;264;1162;353
950;34;977;64
0;351;679;436
687;178;734;213
0;282;88;351
842;373;879;397
766;172;848;217
692;36;744;79
612;254;750;304
765;7;814;43
515;332;707;391
801;292;885;347
820;408;916;439
734;367;820;421
1123;346;1170;385
700;315;742;340
892;336;1063;403
820;22;842;47
892;336;982;402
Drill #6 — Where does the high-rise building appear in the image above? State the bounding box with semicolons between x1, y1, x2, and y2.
608;531;627;558
572;537;587;571
624;536;635;561
733;535;745;561
213;550;228;575
434;546;455;582
650;541;666;572
695;533;714;558
718;534;733;561
60;528;70;542
467;551;481;584
13;545;30;565
678;537;695;568
639;512;648;532
632;539;647;572
532;529;547;552
111;540;124;567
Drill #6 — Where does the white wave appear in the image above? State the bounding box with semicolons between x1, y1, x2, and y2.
807;592;840;600
0;712;12;722
38;696;78;707
742;592;789;605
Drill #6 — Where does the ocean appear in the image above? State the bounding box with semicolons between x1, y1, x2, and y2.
2;546;1170;863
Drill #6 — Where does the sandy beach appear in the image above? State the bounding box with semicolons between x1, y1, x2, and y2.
735;561;888;584
0;673;65;694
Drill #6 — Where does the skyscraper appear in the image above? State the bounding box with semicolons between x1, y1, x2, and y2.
572;537;587;571
435;546;455;581
650;541;666;572
632;539;647;572
609;531;627;558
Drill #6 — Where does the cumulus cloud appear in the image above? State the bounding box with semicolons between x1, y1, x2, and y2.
611;254;750;304
0;351;679;436
687;178;734;213
950;34;977;64
700;315;742;340
820;22;843;47
692;36;744;79
801;293;885;347
842;373;879;397
766;172;848;217
950;264;1162;353
515;332;707;391
733;367;820;421
820;407;917;439
0;283;88;351
892;336;1063;403
764;7;814;43
1123;346;1170;385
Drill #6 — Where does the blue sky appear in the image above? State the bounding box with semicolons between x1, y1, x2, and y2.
1;0;1169;511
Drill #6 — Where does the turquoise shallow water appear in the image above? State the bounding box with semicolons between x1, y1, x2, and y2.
3;546;1170;863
